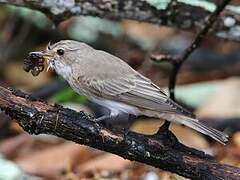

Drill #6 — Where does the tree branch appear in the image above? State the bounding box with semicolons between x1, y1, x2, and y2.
153;0;231;99
153;0;231;129
0;86;239;179
0;0;240;41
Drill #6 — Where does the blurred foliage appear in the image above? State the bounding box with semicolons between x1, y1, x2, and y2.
68;16;123;43
5;5;51;29
1;5;158;50
175;81;219;108
50;87;86;104
0;3;239;180
0;157;32;180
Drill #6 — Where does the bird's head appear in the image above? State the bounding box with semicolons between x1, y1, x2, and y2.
28;40;93;79
43;40;91;71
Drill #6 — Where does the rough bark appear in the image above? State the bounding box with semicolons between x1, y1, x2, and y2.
0;86;239;179
0;0;240;41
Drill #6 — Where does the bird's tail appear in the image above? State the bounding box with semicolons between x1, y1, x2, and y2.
159;113;228;145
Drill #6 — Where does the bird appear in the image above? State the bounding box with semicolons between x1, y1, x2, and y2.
40;40;228;144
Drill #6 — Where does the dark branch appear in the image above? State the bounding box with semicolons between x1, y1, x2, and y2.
177;0;232;64
154;0;231;100
0;0;240;41
154;0;231;130
0;86;240;179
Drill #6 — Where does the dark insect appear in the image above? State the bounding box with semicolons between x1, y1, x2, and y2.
23;52;45;76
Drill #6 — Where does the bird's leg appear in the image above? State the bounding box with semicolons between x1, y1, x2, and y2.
93;114;119;130
94;115;113;122
93;110;120;122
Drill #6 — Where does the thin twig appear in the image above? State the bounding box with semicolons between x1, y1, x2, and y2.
153;0;231;129
150;54;178;63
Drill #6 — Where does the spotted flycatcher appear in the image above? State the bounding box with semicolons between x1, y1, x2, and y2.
35;40;228;144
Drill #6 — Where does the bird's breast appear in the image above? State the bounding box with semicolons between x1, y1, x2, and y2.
91;98;141;117
55;63;72;81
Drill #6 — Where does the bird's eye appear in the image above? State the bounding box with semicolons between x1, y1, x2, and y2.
57;49;64;56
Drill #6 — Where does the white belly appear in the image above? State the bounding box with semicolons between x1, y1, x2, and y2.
91;98;140;117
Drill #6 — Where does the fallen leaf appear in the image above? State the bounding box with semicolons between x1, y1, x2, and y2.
131;119;209;151
16;143;98;178
197;77;240;118
0;134;31;159
77;153;131;174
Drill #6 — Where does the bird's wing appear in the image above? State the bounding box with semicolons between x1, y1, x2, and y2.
77;72;194;117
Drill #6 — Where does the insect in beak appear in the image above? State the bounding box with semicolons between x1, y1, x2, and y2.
31;51;55;72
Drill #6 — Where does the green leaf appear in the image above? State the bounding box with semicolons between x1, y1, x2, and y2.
50;87;86;104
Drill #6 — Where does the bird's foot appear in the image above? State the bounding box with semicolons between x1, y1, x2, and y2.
93;115;112;122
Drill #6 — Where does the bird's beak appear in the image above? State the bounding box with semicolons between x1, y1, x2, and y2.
42;51;54;59
29;51;53;60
